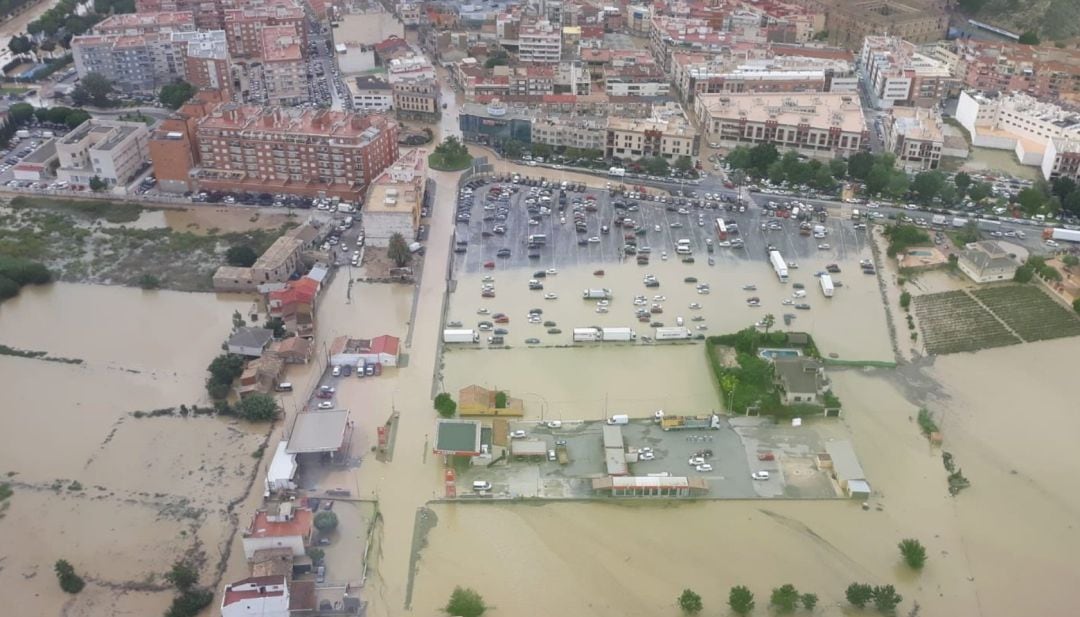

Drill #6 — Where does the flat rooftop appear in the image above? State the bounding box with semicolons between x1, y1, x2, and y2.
698;92;867;133
286;410;350;454
434;419;482;455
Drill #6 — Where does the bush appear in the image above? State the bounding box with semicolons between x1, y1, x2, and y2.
237;393;280;422
1074;298;1080;315
307;547;325;564
54;560;85;594
801;593;818;610
165;588;213;617
728;585;755;615
434;392;457;418
917;408;938;436
314;510;339;532
872;585;903;614
899;538;927;569
165;560;198;591
138;273;161;289
677;589;703;614
883;224;930;257
445;586;486;617
845;583;873;609
770;584;799;613
494;391;508;409
225;245;258;267
900;291;911;310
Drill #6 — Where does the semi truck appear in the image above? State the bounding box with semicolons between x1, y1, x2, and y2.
952;217;969;228
582;288;612;300
573;327;601;342
655;326;692;340
653;410;722;431
443;329;479;343
1050;228;1080;243
820;274;834;298
769;250;788;283
601;327;636;341
931;214;947;227
608;167;626;177
606;414;630;425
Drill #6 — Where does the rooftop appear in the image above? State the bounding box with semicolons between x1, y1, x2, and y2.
434;419;482;455
773;356;825;394
262;25;302;62
824;440;867;482
890;106;943;143
365;148;426;214
173;29;228;60
198;104;393;143
252;236;302;270
698;92;866;133
245;507;314;539
228;326;274;350
286;410;351;454
222;575;287;608
94;10;194;34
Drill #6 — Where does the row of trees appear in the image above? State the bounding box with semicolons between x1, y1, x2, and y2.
726;143;844;191
0;255;51;302
71;72;117;107
29;103;91;128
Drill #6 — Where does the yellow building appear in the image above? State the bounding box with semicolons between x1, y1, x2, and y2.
458;385;524;417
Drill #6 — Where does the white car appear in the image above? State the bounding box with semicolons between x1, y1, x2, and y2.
752;471;770;480
596;306;609;314
688;456;706;466
544;292;558;300
332;366;341;377
317;401;334;409
696;463;713;472
546;420;563;428
510;430;527;439
639;452;656;461
588;236;601;243
689;302;702;309
1046;239;1059;247
546;268;558;275
817;243;831;250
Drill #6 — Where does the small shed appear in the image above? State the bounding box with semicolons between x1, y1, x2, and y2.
286;410;352;460
824;440;870;499
265;441;297;493
434;419;482;456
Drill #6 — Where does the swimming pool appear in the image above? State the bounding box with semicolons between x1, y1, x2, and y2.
759;348;802;360
908;250;934;257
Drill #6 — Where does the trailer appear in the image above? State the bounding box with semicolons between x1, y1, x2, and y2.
443;329;479;343
769;250;788;283
952;217;968;228
606;414;629;425
582;288;612;300
555;444;569;465
931;214;947;227
655;326;692;340
820;274;834;298
608;167;626;177
656;412;722;431
601;327;637;341
1051;228;1080;243
573;327;601;342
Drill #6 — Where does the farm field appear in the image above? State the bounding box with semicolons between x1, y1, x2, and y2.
913;290;1020;355
971;285;1080;342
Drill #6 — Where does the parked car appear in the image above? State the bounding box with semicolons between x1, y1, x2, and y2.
752;471;770;480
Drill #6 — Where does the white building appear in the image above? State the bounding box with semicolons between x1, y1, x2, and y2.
606;114;699;161
55;119;151;189
387;54;435;84
328;334;401;367
241;503;312;560
884;106;943;171
956;90;1080;171
519;20;561;63
348;75;394;111
957;241;1019;283
1043;138;1080;183
221;576;290;617
335;41;376;74
859;36;954;109
362;148;426;247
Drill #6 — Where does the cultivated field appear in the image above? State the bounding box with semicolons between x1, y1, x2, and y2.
913;290;1019;355
971;285;1080;342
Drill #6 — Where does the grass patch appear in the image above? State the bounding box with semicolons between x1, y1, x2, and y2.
10;196;146;224
428;151;473;172
913;290;1020;355
971;285;1080;342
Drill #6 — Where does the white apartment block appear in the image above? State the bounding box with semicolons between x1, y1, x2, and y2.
860;36;954;109
605;115;699;161
696;92;867;158
519;20;561;63
956;90;1080;170
387;54;436;84
1043;138;1080;183
56;119;151;189
884;106;943;171
349;75;394;111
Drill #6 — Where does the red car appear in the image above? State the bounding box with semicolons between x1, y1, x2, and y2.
483;261;495;269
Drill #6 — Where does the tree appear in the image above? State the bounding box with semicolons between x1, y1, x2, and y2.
865;165;891;195
968;181;992;202
955;220;981;245
885;171;910;199
770;584;799;613
237;393;279;422
71;72;115;107
502;139;524;159
494;390;508;409
644;156;669;176
530;142;553;158
761;313;775;336
728;585;755;615
954;171;971;194
938;182;958;205
65;109;92;129
307;547;325;563
484;49;508;68
445;586;486;617
1062;255;1079;269
159;80;197;110
899;538;927;569
165;560;199;591
434;392;457;417
900;291;911;309
8;35;32;55
1016;187;1047;215
1065;191;1080;216
1073;298;1080;315
845;583;873;609
165;587;213;617
1018;31;1040;45
748;142;779;176
207;354;244;384
232;309;246;329
829;157;848;178
388;232;412;267
8;103;34;126
872;585;903;614
1051;177;1076;201
812;165;835;191
677;589;703;615
89;175;107;192
263;317;286;338
847;151;875;179
226;245;258;267
674;155;693;172
725;146;752;170
911;171;944;204
313;510;339;532
54;560;85;594
801;593;818;610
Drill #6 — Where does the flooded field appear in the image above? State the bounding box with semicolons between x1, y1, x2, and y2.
0;283;265;616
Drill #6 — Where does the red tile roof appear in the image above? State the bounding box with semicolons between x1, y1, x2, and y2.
370;334;399;356
245;508;313;539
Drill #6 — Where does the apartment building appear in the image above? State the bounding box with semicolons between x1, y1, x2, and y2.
531;115;606;151
387;54;436;84
150;101;399;200
605;65;670;98
518;20;561;63
957;90;1080;173
673;53;858;103
222;1;305;60
790;0;947;49
947;39;1080;104
696;92;867;158
261;26;306;105
859;36;956;109
605;114;699;162
362;148;427;247
174;30;232;96
392;76;440;120
883;106;943;171
56;119;151;188
349;75;394;111
649;16;743;71
93;11;195;35
73;32;186;92
136;0;225;30
1043;139;1080;183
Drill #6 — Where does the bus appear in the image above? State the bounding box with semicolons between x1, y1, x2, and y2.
715;218;728;241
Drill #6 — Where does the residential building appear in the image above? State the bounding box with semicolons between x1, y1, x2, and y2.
174;30;232;96
792;0;947;49
673;52;858;103
649;16;743;72
328;334;401;367
260;26;306;105
605;114;699;162
349;75;394;111
884;106;943;171
241;503;313;560
392;76;440;121
93;11;195;35
695;92;867;158
55;119;151;188
531;115;606;151
222;2;305;60
362;148;426;247
135;0;225;30
150;99;399;201
605;65;670;98
859;36;956;109
227;327;275;357
1043;138;1080;183
772;356;828;405
212;235;303;292
957;241;1019;284
518;20;561;63
220;575;290;617
458;384;524;417
947;39;1080;104
955;90;1080;171
12;141;58;182
72;32;186;93
267;276;318;338
386;54;436;84
238;354;284;397
268;336;313;364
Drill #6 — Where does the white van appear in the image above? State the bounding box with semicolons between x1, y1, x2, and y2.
274;382;293;392
676;246;692;255
472;480;492;492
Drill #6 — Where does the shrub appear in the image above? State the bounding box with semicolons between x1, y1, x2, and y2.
899;538;927;569
770;584;799;613
165;560;198;591
494;391;508;409
314;510;338;532
900;291;911;310
434;393;457;418
728;586;755;615
677;589;703;615
237;393;280;422
801;593;818;610
54;560;85;594
165;588;213;617
845;583;873;608
445;586;486;617
917;408;938;436
872;585;903;614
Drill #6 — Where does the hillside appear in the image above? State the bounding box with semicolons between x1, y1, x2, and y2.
960;0;1080;41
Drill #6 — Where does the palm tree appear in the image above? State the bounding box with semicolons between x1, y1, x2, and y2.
761;313;775;337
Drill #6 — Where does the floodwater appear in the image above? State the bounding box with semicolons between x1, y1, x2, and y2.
0;283;266;616
100;205;304;234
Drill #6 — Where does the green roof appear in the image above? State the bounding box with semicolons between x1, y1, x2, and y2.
434;419;482;454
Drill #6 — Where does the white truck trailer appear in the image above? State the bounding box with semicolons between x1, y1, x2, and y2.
600;327;636;341
443;329;479;343
655;327;692;340
820;274;834;298
1051;228;1080;243
769;250;788;283
582;288;612;299
573;327;601;342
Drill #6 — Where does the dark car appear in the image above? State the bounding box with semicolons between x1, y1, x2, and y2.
496;248;512;257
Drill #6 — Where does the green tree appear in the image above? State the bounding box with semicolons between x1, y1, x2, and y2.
232;309;246;329
912;171;945;204
207;354;244;384
1051;177;1076;200
1065;191;1080;216
847;151;875;179
968;181;992;202
899;538;927;569
165;588;213;617
1073;298;1080;315
677;589;703;615
900;291;911;310
159;80;197;110
955;219;981;244
314;510;339;532
164;560;198;591
812;165;835;190
748;142;779;176
719;373;739;411
237;393;279;422
644;156;669;176
8;35;32;55
674;155;693;172
434;392;457;417
530;142;552;158
938;182;958;205
8;102;34;125
864;165;890;195
728;585;755;615
307;547;325;563
725;146;752;170
65;109;92;129
483;49;508;68
388;232;412;267
829;157;848;178
445;586;486;617
263;317;285;338
89;175;106;192
1062;255;1079;269
761;313;775;336
502;139;524;159
872;585;903;614
954;171;971;194
801;593;818;610
1018;31;1040;44
885;171;910;199
54;560;85;594
845;583;873;609
494;390;508;409
1016;187;1047;215
71;72;115;107
225;245;258;267
770;584;799;614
